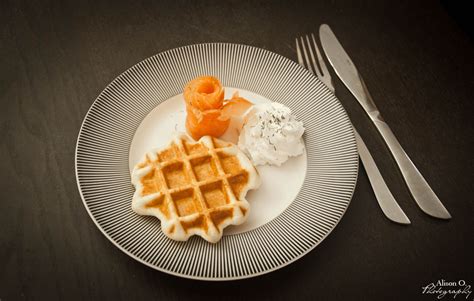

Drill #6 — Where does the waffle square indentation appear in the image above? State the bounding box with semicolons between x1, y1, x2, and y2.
183;140;208;155
171;188;199;217
162;162;189;189
181;214;208;232
144;195;170;218
210;208;234;227
217;152;242;174
140;167;162;196
190;156;218;181
200;181;228;208
227;172;249;198
158;144;179;161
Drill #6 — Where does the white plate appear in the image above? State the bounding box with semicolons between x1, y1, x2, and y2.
75;43;359;280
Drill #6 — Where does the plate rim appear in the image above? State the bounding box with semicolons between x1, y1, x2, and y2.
75;42;359;280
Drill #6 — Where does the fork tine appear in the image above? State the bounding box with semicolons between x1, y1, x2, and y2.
311;33;330;77
299;36;315;75
305;35;322;78
295;38;305;67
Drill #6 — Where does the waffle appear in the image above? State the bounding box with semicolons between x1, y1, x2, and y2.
131;134;260;243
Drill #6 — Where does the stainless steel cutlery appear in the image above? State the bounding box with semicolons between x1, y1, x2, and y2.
296;34;411;224
296;24;451;221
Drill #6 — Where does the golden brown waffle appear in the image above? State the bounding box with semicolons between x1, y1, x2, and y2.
131;134;260;243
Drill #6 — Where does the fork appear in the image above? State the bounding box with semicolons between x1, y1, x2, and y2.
296;34;411;224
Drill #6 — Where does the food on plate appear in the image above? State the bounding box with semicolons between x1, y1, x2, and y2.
130;75;306;242
222;92;254;132
184;76;224;110
184;76;253;140
222;92;253;118
238;102;305;166
185;107;230;140
131;133;260;243
184;76;229;140
183;76;305;166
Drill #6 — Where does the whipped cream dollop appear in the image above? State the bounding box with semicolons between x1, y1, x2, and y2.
238;102;305;166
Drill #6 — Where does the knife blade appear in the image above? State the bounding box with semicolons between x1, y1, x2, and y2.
319;24;451;219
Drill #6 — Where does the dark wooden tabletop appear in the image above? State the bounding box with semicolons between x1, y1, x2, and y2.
1;0;473;300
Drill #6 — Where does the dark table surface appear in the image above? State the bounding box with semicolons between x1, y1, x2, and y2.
1;0;473;300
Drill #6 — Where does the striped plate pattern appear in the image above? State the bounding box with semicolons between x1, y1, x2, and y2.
75;43;359;280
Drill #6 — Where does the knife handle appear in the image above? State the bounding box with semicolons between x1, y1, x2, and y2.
371;118;451;219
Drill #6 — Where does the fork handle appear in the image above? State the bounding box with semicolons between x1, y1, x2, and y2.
354;129;410;224
371;116;451;219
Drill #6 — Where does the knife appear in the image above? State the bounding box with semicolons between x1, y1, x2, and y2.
319;24;451;219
